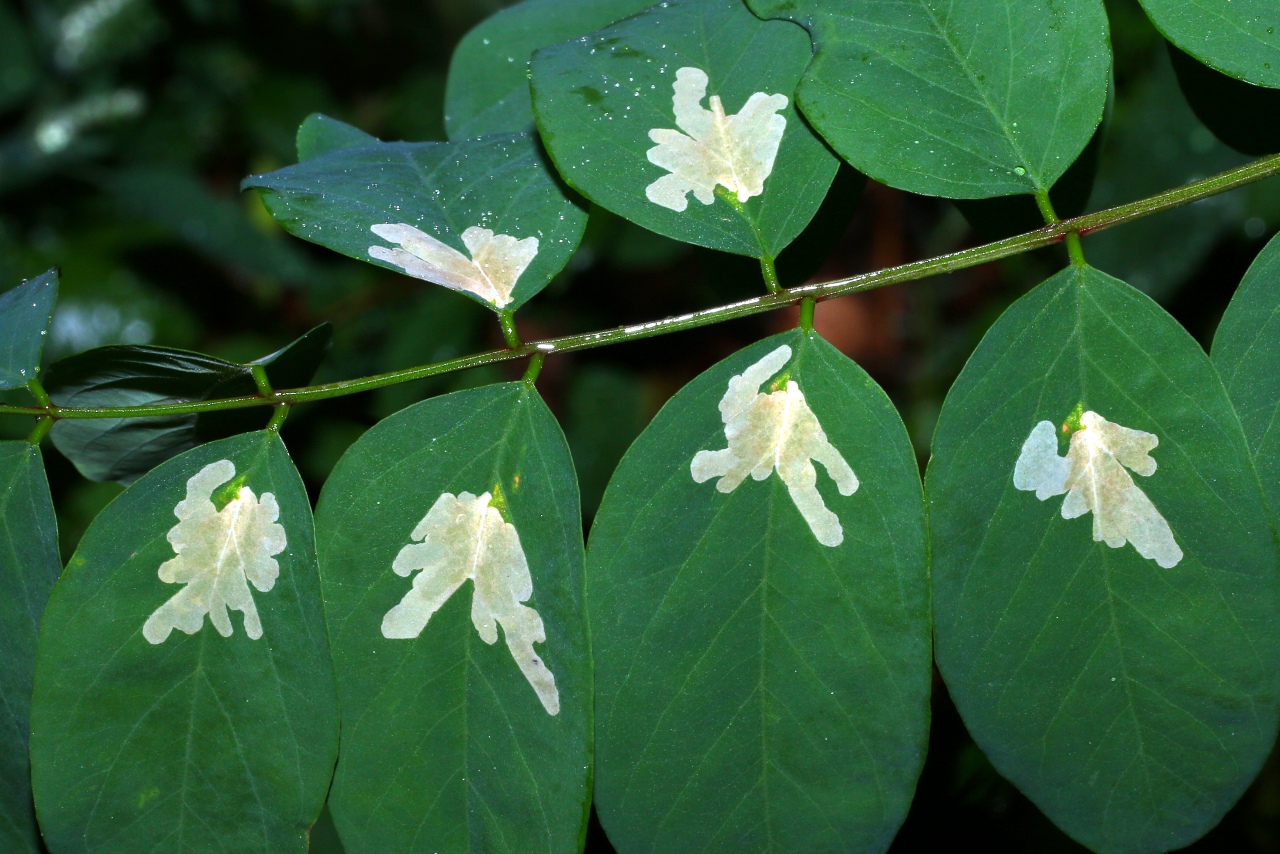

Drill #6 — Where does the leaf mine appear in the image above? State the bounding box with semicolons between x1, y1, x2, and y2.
692;344;858;547
368;223;538;308
383;490;559;715
142;459;286;644
645;66;788;212
1014;411;1183;568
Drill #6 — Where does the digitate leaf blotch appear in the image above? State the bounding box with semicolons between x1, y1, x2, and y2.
369;223;538;308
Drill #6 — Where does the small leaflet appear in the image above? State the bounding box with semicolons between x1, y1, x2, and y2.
383;491;559;715
691;345;858;547
1014;411;1183;568
142;459;286;644
368;223;538;308
645;66;788;213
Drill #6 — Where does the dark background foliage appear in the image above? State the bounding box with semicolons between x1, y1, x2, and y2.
2;0;1278;850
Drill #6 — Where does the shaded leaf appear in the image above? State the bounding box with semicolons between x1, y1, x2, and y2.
0;269;57;391
749;0;1111;199
1169;45;1280;156
1138;0;1280;87
928;264;1280;852
46;324;332;483
0;443;59;853
297;113;380;161
244;133;587;310
445;0;655;139
30;431;338;854
315;382;590;853
1212;230;1280;514
588;330;929;853
530;0;839;259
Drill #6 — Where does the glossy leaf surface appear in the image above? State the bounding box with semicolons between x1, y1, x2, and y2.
530;0;839;258
588;330;930;853
749;0;1111;199
315;382;590;853
1138;0;1280;87
243;133;587;310
30;431;338;854
1213;230;1280;513
46;324;331;483
445;0;655;139
0;269;56;390
929;265;1280;852
0;443;59;853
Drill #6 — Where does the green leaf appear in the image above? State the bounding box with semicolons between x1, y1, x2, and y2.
1213;230;1280;514
1138;0;1280;88
530;0;840;259
243;133;588;311
296;113;380;161
749;0;1111;199
46;324;332;484
928;264;1280;852
1169;44;1280;156
30;431;339;854
0;269;57;391
0;442;59;853
445;0;656;140
588;330;930;852
314;382;590;853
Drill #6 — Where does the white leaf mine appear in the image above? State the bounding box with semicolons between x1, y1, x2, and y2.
383;491;559;715
143;459;286;644
1014;411;1183;568
692;344;858;547
645;66;788;212
368;223;538;308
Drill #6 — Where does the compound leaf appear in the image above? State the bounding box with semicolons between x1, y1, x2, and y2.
314;382;590;853
588;330;929;853
244;133;587;311
749;0;1111;199
0;443;59;853
30;431;338;854
445;0;655;139
928;264;1280;852
530;0;839;259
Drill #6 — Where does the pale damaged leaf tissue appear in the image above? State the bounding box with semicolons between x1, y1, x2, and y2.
368;223;538;308
143;459;286;644
1014;411;1183;567
383;491;559;715
692;345;858;546
645;66;788;212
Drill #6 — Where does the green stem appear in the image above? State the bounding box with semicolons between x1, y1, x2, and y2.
26;416;53;445
498;310;522;348
26;378;51;409
266;405;290;432
760;255;782;294
5;152;1279;422
523;352;546;385
799;297;816;332
251;364;274;397
1036;189;1087;267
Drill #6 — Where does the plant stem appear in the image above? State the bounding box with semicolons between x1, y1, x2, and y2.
26;378;51;409
499;310;522;348
523;352;546;385
5;152;1279;422
26;416;53;445
760;255;782;294
266;405;290;432
251;364;274;397
799;297;816;332
1035;190;1087;267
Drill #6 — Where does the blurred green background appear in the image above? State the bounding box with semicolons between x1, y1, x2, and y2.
2;0;1279;850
